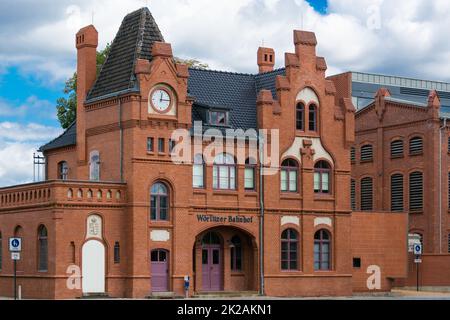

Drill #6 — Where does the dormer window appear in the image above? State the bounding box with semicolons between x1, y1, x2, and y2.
209;111;228;126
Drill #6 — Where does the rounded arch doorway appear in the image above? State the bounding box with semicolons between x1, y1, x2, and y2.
194;227;257;293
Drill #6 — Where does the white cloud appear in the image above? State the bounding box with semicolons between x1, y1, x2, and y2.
1;0;450;82
0;96;57;120
0;122;62;187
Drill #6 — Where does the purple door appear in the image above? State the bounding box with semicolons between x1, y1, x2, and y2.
151;250;169;292
202;245;222;291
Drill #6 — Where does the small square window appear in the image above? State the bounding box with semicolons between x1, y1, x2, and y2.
147;138;154;152
158;138;165;153
210;111;227;126
353;258;361;268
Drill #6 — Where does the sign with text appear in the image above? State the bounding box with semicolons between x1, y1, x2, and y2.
197;214;254;224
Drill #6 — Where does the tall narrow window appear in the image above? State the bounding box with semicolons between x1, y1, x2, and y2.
230;236;242;271
193;154;205;189
0;231;2;271
58;161;68;180
296;103;305;130
360;145;373;162
448;172;450;209
89;151;100;181
391;174;404;212
169;139;176;153
314;161;331;194
151;182;169;221
350;147;356;163
448;234;450;253
245;158;257;191
390;140;404;158
114;242;120;264
281;159;298;193
360;177;374;211
314;230;331;271
409;137;423;155
158;138;165;153
281;229;298;271
350;179;356;211
38;225;48;272
213;154;236;190
409;171;423;211
309;104;318;132
147;137;154;152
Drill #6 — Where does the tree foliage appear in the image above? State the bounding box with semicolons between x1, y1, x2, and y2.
56;43;207;129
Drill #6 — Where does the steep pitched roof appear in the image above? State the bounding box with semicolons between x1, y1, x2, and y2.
39;121;76;152
86;7;164;101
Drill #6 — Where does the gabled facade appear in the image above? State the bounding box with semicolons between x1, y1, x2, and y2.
0;7;407;299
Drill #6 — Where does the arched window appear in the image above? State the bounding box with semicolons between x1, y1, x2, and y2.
245;158;257;191
409;171;423;211
230;236;242;271
391;174;404;212
281;229;298;271
360;177;374;211
58;161;68;180
314;230;331;271
38;225;48;272
0;231;2;271
150;182;169;221
410;137;423;155
296;103;305;131
89;151;100;181
360;144;374;162
193;154;205;189
281;159;298;193
309;104;318;132
314;161;331;194
391;140;404;158
213;153;236;190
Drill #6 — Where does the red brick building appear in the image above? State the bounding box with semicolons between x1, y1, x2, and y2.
335;71;450;288
0;8;407;299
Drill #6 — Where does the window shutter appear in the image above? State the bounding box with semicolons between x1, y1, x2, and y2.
390;140;404;158
391;174;404;212
360;145;373;162
409;172;423;211
350;179;356;211
409;137;423;155
360;177;373;211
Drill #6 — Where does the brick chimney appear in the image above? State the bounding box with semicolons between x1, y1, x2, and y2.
257;47;275;73
75;25;98;164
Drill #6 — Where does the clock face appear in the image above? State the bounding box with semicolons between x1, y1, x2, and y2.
151;89;172;113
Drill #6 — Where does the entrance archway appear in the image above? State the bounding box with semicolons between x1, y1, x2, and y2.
82;240;105;294
194;227;257;293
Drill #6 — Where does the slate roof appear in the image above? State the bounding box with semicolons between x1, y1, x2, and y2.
188;68;285;131
86;7;164;101
39;121;76;152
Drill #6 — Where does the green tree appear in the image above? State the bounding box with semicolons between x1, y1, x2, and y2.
56;44;208;129
56;44;111;129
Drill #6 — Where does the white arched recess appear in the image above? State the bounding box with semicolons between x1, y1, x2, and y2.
82;215;106;294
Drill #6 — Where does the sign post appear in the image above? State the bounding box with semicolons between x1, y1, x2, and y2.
413;243;422;292
9;238;22;300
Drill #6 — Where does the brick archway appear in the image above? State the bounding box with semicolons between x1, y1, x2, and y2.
193;226;258;293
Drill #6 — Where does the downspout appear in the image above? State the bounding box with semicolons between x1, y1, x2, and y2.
258;134;265;296
119;98;124;182
439;118;447;253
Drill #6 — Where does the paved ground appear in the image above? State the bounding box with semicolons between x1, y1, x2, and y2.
2;289;450;300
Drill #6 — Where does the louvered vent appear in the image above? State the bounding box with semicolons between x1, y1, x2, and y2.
391;174;404;212
409;172;423;211
360;177;373;211
410;137;423;155
360;145;373;162
391;140;404;158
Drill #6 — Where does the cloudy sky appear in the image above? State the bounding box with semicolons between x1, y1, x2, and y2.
1;0;450;187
